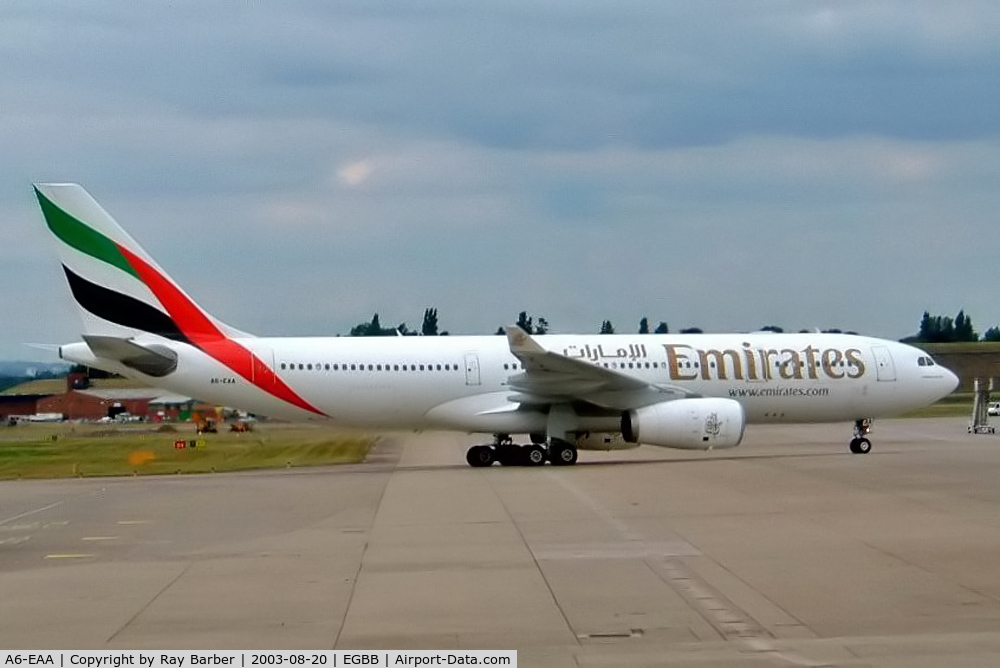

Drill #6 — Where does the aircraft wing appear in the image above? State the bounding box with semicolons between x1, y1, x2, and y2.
503;327;693;410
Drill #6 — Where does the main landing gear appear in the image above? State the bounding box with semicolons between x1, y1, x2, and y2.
465;435;578;467
849;418;873;454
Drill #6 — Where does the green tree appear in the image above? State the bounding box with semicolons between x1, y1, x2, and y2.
350;313;400;336
512;311;548;334
917;311;935;341
761;325;783;333
680;327;703;334
600;320;615;334
983;326;1000;342
913;310;975;343
654;321;669;334
955;310;977;342
421;308;439;336
638;317;649;334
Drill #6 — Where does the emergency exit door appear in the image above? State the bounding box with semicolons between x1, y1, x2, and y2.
871;345;896;381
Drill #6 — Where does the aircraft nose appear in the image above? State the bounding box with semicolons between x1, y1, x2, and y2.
940;366;960;396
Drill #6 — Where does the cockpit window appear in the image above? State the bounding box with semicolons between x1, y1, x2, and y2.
917;356;936;367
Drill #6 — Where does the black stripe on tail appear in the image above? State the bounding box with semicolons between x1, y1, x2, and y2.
62;266;192;344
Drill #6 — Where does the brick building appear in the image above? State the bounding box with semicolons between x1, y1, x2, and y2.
36;387;161;421
0;394;50;420
2;375;188;421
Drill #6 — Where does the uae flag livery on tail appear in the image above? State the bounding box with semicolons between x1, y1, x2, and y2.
34;184;324;416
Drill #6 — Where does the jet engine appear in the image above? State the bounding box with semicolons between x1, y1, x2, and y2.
622;398;746;450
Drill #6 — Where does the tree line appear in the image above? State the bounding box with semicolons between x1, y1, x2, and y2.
351;309;737;337
349;308;447;337
346;307;1000;343
903;310;1000;343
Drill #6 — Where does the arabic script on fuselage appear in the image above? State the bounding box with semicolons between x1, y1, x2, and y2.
562;342;866;381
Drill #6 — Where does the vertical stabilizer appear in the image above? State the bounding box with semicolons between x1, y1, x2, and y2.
34;183;247;342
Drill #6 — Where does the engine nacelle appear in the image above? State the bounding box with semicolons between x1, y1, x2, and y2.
574;432;637;451
622;398;746;450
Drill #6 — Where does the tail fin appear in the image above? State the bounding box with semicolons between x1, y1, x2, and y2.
34;183;248;344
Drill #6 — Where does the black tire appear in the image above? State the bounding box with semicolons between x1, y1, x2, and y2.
496;444;522;466
523;444;546;466
849;437;871;454
466;445;494;467
549;442;578;466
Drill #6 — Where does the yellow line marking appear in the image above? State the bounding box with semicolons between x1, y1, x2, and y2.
44;554;95;559
81;536;118;541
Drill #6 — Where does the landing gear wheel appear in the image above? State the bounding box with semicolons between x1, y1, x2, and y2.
466;445;495;467
529;432;547;445
849;437;871;454
548;441;578;466
496;444;522;466
523;444;546;466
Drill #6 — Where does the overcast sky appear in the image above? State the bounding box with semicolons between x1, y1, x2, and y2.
3;1;999;359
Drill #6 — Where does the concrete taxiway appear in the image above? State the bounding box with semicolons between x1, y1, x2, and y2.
3;417;1000;666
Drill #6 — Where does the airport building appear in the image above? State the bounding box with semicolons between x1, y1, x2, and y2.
1;373;200;421
36;386;160;421
0;393;51;421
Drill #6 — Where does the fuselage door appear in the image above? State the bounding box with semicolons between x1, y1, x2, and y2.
464;353;481;386
871;345;896;382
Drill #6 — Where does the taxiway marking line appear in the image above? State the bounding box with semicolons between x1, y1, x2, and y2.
44;553;95;559
0;501;64;526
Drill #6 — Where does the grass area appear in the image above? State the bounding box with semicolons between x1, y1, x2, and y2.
0;393;976;479
901;393;973;418
0;422;373;479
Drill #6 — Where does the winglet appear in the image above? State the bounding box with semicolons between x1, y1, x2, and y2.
504;326;545;357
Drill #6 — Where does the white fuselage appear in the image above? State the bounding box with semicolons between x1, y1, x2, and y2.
62;332;958;436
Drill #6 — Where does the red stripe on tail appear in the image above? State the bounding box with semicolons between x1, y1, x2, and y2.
118;245;325;416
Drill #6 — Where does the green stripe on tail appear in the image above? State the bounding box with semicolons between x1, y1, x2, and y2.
34;187;137;278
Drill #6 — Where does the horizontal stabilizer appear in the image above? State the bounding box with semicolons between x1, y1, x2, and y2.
83;335;178;377
24;343;62;353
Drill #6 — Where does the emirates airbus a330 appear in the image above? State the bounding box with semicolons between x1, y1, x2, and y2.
34;183;958;467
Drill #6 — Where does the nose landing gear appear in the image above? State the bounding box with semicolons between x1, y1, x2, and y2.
849;418;872;454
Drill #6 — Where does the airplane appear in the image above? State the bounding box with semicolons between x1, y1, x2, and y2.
34;183;959;467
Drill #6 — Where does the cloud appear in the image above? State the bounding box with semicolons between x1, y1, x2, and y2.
336;159;375;188
2;1;1000;358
